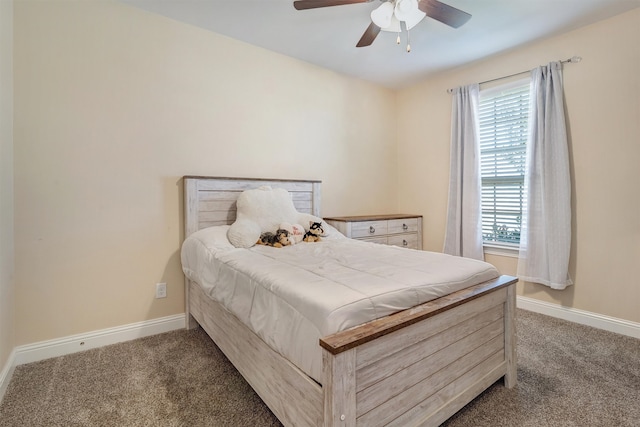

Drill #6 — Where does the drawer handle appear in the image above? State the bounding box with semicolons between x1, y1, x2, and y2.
402;223;408;230
369;226;375;234
403;239;408;246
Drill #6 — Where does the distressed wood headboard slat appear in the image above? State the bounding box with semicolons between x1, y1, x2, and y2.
183;176;322;238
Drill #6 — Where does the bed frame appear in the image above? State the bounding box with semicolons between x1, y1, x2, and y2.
183;176;518;427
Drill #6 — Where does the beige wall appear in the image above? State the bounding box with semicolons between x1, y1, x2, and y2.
13;1;398;345
10;1;639;352
0;0;15;373
397;9;640;323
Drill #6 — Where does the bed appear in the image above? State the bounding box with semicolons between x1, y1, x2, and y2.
182;176;518;427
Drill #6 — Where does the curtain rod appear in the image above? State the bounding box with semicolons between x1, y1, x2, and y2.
446;56;582;94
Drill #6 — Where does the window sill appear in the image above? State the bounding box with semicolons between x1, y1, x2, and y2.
483;243;520;258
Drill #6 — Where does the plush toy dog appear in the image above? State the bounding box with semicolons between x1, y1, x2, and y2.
256;228;291;248
303;221;324;243
280;222;306;245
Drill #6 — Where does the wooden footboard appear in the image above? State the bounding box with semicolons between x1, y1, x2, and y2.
321;275;517;427
188;275;517;427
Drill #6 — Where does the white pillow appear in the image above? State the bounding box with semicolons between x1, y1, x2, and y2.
226;219;262;249
321;222;347;240
227;186;322;248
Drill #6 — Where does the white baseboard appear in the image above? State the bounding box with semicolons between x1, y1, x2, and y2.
0;313;185;403
0;349;16;403
517;296;640;339
2;303;637;403
14;313;186;366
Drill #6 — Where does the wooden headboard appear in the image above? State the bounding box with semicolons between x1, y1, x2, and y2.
183;176;322;238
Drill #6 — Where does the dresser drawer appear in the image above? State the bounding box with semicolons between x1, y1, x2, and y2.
388;234;419;249
358;236;389;245
350;220;388;239
324;215;423;250
388;218;419;235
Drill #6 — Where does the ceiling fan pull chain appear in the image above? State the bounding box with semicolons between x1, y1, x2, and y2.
396;32;401;45
406;29;411;52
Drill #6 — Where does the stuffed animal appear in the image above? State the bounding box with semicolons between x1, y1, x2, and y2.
256;228;291;248
303;221;324;243
280;222;306;245
227;186;324;248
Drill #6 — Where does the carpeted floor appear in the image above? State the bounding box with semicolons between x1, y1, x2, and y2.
1;309;638;426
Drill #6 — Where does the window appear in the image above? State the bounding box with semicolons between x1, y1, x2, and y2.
478;79;530;248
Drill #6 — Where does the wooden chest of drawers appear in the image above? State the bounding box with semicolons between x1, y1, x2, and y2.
324;214;423;250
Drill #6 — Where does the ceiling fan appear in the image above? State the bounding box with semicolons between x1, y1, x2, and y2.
293;0;471;51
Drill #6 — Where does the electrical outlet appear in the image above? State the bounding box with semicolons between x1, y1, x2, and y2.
155;282;167;299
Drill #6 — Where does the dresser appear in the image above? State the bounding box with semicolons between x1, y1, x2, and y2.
324;214;423;250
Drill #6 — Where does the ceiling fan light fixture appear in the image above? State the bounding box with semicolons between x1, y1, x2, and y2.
380;15;402;32
403;11;426;30
394;0;425;30
373;0;424;35
292;0;471;50
370;2;394;28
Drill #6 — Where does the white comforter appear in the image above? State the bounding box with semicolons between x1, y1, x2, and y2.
181;226;499;383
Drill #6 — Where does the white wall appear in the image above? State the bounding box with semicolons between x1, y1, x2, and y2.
0;0;15;376
397;9;640;324
13;0;398;346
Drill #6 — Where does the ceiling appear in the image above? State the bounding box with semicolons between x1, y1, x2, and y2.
121;0;639;88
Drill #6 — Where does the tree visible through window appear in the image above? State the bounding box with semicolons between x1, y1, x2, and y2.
478;79;530;247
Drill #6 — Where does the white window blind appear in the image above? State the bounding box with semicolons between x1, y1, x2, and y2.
478;79;530;247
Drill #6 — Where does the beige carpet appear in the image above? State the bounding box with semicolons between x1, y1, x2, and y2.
1;309;638;426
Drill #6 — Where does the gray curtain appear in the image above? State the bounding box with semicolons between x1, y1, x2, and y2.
443;84;484;260
517;62;573;289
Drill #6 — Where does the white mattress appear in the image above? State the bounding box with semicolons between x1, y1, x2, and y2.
181;225;499;383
